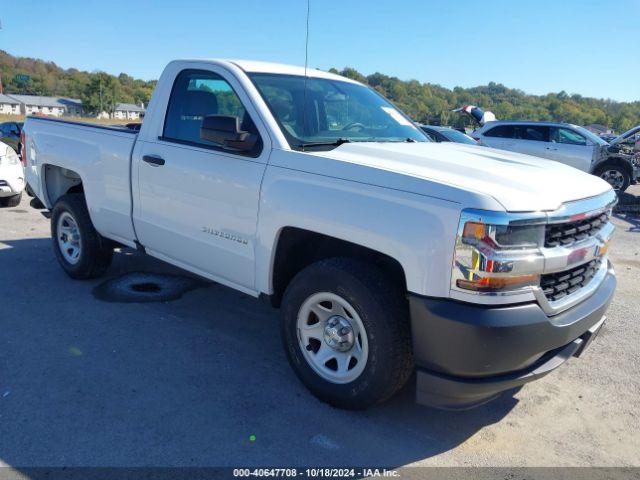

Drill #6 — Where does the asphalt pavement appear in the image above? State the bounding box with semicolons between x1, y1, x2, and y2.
0;187;639;469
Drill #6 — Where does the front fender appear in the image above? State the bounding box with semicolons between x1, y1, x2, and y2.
255;164;462;297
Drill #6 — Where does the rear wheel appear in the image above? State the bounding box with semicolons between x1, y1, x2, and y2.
0;192;22;207
595;163;630;192
51;193;113;279
281;258;413;409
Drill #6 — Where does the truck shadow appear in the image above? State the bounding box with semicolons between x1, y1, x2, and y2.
0;239;517;469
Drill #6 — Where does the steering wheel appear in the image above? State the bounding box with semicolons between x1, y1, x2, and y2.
342;122;366;132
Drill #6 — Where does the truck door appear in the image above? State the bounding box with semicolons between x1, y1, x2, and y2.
548;127;593;171
132;68;269;293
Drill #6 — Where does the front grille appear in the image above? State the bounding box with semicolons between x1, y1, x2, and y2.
540;258;602;302
545;212;609;247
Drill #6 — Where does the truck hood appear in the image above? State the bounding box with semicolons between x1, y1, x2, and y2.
312;142;612;212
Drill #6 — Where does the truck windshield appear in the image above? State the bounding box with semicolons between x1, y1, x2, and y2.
249;73;429;149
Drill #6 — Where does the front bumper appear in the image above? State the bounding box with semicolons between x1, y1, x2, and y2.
0;176;24;197
410;266;616;409
0;184;20;197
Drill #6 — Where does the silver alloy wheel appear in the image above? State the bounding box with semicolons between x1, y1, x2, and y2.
57;211;82;265
297;292;369;384
600;169;625;191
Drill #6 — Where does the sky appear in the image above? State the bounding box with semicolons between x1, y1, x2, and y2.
1;0;639;101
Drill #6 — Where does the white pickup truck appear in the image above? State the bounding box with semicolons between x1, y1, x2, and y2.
23;59;617;410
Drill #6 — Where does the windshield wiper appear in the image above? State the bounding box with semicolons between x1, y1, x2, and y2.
296;137;418;149
296;138;352;149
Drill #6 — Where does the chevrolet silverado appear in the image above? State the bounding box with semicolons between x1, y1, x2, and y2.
23;59;617;409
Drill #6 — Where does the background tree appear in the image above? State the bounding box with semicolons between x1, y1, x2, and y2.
1;50;638;131
0;50;156;114
81;73;120;114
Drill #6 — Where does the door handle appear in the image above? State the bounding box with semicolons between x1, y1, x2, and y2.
546;147;558;151
142;155;165;166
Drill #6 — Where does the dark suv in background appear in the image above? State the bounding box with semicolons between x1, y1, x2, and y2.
0;121;23;155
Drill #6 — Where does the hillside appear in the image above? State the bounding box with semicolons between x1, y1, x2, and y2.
331;68;640;132
1;50;639;131
0;50;156;114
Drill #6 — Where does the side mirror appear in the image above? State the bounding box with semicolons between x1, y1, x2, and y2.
200;115;256;152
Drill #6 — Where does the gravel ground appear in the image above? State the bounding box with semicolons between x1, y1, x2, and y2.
0;187;638;469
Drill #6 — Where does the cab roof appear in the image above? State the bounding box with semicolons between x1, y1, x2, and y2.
173;58;360;84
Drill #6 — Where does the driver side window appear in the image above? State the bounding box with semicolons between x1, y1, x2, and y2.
163;69;259;153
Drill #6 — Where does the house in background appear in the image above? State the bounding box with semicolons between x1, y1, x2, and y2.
5;95;83;117
0;94;21;115
113;103;145;120
584;124;614;136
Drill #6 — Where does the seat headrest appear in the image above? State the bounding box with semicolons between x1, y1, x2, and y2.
182;90;218;117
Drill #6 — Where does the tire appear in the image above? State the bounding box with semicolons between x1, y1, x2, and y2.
281;257;413;409
0;192;22;207
595;163;630;193
51;193;113;279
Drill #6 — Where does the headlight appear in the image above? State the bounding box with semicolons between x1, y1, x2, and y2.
0;152;20;166
452;209;546;295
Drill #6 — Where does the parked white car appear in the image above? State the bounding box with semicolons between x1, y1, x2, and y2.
23;59;616;410
472;121;639;192
0;141;24;207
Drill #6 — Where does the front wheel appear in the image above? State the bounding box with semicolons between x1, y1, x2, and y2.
595;163;630;193
51;193;113;279
281;258;413;409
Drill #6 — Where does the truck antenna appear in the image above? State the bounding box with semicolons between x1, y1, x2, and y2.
301;0;310;152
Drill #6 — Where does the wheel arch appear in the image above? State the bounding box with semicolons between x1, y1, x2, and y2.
594;157;633;177
267;226;408;307
43;164;84;208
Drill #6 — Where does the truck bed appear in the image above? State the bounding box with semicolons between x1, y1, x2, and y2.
24;116;139;247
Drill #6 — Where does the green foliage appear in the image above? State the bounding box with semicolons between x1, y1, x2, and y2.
1;49;638;131
0;50;156;114
334;68;640;133
82;73;120;114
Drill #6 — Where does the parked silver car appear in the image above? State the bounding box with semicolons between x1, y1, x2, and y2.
472;121;639;192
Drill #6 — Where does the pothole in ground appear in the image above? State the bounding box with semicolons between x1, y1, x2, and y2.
93;272;204;303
